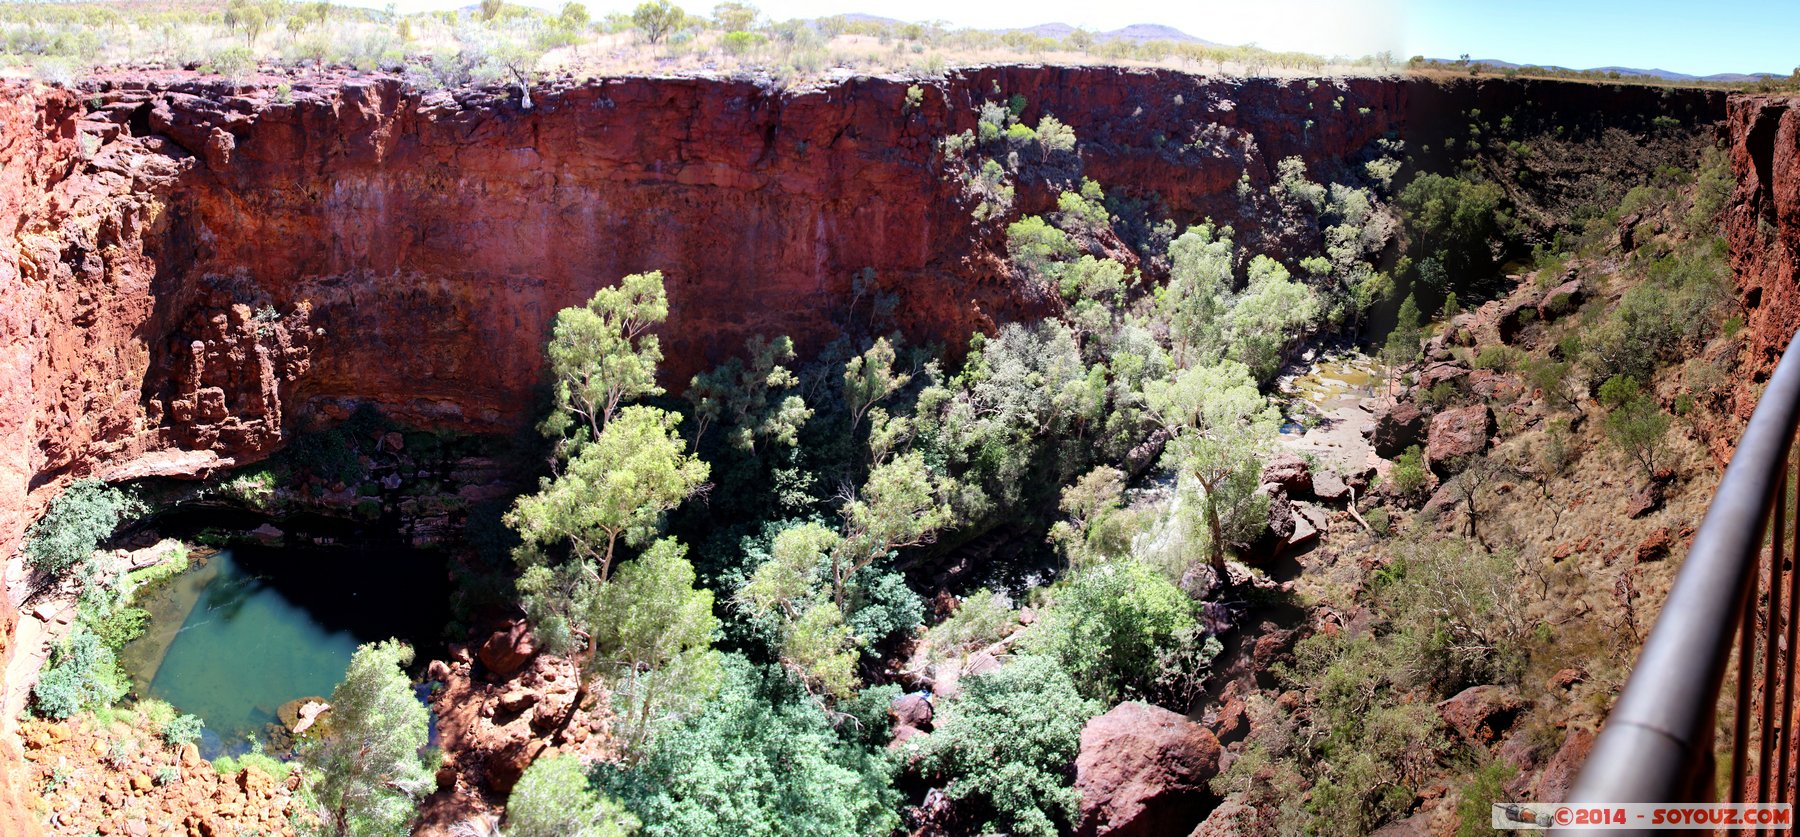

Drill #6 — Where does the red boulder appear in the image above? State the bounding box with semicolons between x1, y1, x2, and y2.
1075;702;1223;837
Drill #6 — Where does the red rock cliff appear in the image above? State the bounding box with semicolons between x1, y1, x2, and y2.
1;67;1416;552
1727;93;1800;421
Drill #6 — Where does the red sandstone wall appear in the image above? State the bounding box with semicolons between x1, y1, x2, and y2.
0;69;1731;559
1727;94;1800;421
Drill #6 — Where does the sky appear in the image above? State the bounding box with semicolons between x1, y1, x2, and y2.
362;0;1800;77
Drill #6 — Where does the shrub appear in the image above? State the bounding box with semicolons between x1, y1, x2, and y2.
1473;345;1521;372
1029;560;1199;703
919;588;1015;663
33;629;128;719
597;654;899;837
219;467;275;508
1384;445;1429;502
161;713;205;749
507;754;639;837
23;478;142;582
154;765;181;787
912;656;1101;837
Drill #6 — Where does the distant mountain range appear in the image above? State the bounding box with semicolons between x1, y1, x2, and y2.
836;15;1221;47
1433;58;1782;83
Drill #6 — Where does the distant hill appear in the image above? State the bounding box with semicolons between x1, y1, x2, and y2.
1431;58;1781;82
998;21;1222;46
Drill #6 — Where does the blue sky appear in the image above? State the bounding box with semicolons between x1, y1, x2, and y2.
363;0;1798;77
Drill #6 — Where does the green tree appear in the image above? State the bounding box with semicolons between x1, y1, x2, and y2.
300;640;430;837
736;523;860;698
1397;174;1508;282
509;406;708;584
837;450;954;606
685;334;811;452
1222;255;1319;381
1005;215;1075;288
1161;221;1235;366
1384;293;1423;368
1047;465;1127;567
842;337;911;434
597;655;900;836
590;539;722;752
1145;360;1278;581
632;0;684;44
710;0;756;31
914;656;1101;837
542;272;670;444
558;1;590;30
507;754;639;837
1600;376;1670;482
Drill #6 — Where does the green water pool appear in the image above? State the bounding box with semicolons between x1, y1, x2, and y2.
120;542;448;758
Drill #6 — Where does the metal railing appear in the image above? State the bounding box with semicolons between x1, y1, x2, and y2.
1569;329;1800;812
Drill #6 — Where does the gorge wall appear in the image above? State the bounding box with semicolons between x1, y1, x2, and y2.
0;68;1735;832
0;70;1728;560
1728;93;1800;419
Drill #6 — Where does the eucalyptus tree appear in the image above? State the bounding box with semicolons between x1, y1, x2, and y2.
1145;360;1278;580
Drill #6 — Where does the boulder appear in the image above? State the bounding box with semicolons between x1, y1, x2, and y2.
497;689;538;715
1436;685;1528;744
1260;453;1312;497
1627;482;1665;519
291;701;329;735
1634;527;1672;562
1189;793;1256;836
1368;399;1425;459
1426;405;1492;471
1537;278;1585;321
1497;297;1537;343
479;620;537;679
1075;702;1223;837
1310;469;1349;501
890;692;934;731
1533;728;1596;803
1258;484;1296;552
1418;361;1470;391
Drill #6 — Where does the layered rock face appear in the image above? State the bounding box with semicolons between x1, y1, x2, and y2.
0;67;1416;557
1727;94;1800;422
0;71;1728;561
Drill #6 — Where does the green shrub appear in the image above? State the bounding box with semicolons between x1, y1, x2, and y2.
23;478;142;581
32;629;128;719
1384;445;1429;501
214;749;294;781
597;655;899;837
161;713;205;749
1030;560;1200;703
913;656;1100;837
1455;759;1518;837
507;754;639;837
1473;345;1521;372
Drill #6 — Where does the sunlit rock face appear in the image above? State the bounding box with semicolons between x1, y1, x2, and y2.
1727;94;1800;434
2;70;1728;555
